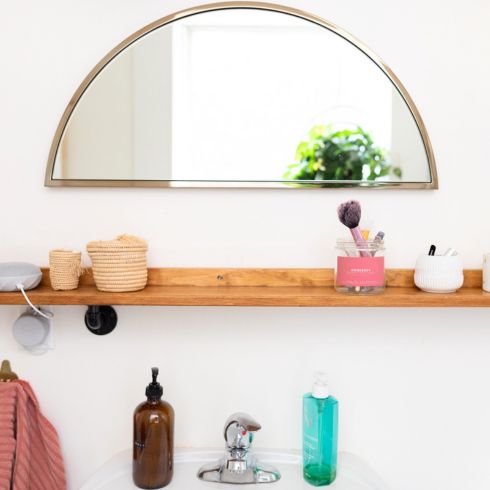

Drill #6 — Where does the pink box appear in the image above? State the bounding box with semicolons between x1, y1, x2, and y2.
336;256;385;287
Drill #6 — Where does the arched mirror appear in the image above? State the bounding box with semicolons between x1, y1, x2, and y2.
45;2;437;189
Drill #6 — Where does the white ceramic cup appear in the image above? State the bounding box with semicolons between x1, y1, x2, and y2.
414;254;464;293
13;311;50;354
483;254;490;292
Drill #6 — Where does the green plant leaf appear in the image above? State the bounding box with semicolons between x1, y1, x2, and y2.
285;124;400;182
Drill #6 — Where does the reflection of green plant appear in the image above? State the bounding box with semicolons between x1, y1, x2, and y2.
284;125;401;181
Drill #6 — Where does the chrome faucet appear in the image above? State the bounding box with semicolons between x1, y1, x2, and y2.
197;412;281;484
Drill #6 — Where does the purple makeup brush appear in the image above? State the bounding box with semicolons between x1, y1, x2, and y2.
337;200;370;257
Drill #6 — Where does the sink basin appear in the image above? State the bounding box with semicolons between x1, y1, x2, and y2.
81;449;390;490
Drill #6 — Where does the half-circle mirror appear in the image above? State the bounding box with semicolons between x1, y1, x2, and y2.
45;2;437;188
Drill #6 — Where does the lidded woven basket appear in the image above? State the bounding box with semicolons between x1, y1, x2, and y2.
86;235;148;292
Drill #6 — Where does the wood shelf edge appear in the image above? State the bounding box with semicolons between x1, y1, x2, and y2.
0;268;486;308
39;267;482;289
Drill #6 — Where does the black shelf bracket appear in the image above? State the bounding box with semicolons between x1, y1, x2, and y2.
85;306;118;335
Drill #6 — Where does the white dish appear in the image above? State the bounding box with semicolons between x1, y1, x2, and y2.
414;255;463;293
81;449;390;490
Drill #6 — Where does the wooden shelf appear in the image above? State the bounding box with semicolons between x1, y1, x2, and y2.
1;284;490;307
0;268;488;307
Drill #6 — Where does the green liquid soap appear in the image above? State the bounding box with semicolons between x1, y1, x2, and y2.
303;464;336;486
303;373;338;486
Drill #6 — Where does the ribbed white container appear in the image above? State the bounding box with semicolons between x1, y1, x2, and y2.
483;253;490;292
414;255;464;293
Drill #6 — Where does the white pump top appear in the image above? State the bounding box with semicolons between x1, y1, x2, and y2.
312;372;329;399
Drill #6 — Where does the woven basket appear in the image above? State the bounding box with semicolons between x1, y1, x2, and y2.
87;235;148;292
49;249;82;291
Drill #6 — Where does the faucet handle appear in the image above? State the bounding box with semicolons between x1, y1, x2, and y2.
224;412;261;450
199;412;280;483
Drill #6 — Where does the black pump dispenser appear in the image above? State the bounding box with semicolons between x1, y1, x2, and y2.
146;367;163;401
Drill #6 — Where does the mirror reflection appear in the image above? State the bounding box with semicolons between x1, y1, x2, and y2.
49;8;435;187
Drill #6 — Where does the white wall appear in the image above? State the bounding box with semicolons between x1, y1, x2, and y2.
1;1;490;489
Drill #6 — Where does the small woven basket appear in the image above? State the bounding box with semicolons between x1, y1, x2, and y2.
87;235;148;292
49;249;82;291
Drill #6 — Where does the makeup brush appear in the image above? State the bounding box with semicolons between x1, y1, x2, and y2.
371;231;385;257
337;200;370;257
373;231;385;243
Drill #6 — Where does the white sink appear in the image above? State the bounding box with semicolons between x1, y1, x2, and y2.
81;449;390;490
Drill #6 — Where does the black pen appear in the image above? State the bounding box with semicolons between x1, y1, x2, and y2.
428;245;436;256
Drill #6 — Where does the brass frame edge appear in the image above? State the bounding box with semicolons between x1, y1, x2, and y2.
44;1;438;190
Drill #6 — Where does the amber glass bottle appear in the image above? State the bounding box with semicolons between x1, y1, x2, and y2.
133;368;174;489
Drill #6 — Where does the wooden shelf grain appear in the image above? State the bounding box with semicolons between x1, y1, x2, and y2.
0;283;489;307
0;268;488;307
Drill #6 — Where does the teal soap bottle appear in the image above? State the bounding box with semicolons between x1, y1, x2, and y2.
303;373;338;486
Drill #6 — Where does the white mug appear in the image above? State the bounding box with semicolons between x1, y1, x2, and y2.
13;310;51;355
483;254;490;292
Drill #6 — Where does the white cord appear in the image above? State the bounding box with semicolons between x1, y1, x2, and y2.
16;283;54;320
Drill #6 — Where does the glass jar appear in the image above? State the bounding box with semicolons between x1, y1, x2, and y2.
335;239;385;294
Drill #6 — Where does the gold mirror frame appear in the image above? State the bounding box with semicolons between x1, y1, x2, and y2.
45;1;438;189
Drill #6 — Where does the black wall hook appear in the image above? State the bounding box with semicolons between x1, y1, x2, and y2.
85;306;118;335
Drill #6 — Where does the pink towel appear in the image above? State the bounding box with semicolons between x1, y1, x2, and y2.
0;380;66;490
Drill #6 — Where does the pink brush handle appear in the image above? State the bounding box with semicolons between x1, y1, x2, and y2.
350;227;370;257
